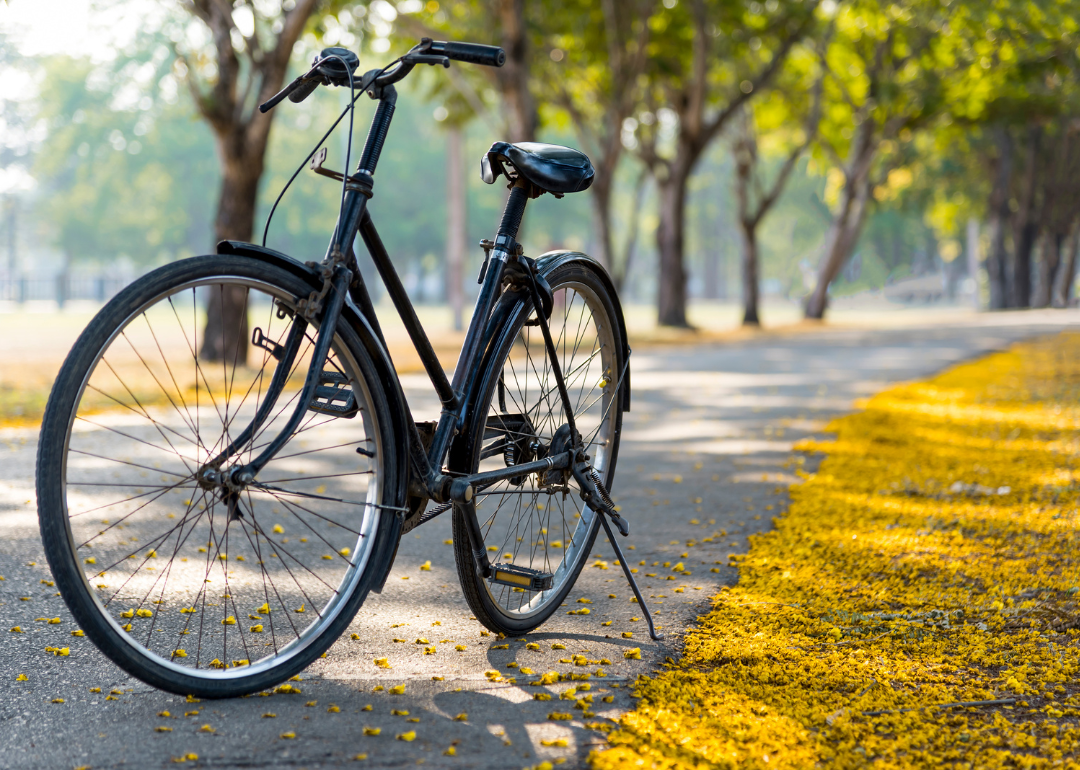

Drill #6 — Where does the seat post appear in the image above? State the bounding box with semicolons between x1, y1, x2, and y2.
447;180;530;404
497;179;530;241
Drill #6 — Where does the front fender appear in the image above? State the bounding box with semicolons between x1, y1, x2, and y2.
216;240;409;591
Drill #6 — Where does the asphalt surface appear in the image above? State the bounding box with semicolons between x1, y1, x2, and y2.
1;308;1078;769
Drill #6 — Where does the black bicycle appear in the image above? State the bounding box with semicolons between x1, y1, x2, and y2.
35;39;657;699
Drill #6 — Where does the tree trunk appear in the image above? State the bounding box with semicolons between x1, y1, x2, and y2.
739;220;760;326
613;167;648;293
656;163;691;327
445;125;466;332
199;145;263;364
1013;222;1037;308
804;170;871;319
1034;232;1061;308
986;127;1013;310
804;121;876;320
496;0;535;142
182;0;319;364
966;217;981;310
589;173;614;273
1010;125;1042;309
1052;225;1079;308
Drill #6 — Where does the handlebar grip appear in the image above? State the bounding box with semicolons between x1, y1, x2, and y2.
429;41;505;67
288;77;321;104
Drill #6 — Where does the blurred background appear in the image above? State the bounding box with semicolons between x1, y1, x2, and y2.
0;0;1076;347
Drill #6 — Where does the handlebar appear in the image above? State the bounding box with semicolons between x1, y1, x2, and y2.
259;39;504;114
427;41;506;67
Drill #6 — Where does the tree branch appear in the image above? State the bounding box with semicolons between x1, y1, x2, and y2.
697;0;820;154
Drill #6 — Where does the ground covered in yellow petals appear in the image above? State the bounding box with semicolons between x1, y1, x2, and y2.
592;333;1080;769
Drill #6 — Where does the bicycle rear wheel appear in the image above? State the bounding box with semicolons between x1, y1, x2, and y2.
36;254;403;697
449;256;627;635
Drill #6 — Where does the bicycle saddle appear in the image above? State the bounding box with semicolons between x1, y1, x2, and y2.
481;141;594;195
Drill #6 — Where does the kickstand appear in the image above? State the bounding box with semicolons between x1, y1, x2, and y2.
597;513;663;641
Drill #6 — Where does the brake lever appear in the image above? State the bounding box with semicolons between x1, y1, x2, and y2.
260;76;307;113
403;53;450;68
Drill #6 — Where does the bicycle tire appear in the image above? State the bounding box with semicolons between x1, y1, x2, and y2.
449;256;627;635
36;254;404;698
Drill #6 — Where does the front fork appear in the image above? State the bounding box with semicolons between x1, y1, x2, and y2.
199;264;352;487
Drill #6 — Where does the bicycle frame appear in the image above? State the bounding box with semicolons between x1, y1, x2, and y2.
215;69;658;638
217;83;572;531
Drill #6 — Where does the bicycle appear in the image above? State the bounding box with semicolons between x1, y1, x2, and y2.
35;39;658;699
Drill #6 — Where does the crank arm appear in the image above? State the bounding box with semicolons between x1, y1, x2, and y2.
454;494;492;579
597;513;662;641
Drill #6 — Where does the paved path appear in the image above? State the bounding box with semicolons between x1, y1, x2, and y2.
1;309;1078;769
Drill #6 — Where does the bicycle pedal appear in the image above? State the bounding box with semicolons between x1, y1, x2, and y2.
488;564;553;592
308;371;358;418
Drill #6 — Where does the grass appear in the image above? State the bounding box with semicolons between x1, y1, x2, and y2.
590;332;1080;769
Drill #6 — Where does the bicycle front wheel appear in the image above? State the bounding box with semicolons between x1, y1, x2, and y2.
36;254;403;697
450;256;627;635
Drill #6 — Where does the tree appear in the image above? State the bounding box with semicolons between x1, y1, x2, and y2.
803;0;957;320
731;38;824;326
31;49;218;269
175;0;323;363
537;0;656;278
629;0;817;327
398;0;539;142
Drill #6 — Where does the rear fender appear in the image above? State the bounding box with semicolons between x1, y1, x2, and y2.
216;240;407;592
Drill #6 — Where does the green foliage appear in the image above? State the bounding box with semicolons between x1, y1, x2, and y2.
31;44;218;264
